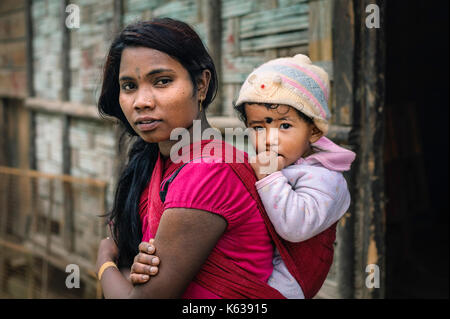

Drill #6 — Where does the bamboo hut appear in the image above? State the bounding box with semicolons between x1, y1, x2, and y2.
0;0;447;299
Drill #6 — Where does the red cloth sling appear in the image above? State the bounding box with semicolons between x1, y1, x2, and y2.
226;161;337;299
153;140;336;299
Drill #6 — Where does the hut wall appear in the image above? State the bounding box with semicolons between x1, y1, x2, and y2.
0;0;360;298
27;1;117;263
0;0;28;98
0;1;32;238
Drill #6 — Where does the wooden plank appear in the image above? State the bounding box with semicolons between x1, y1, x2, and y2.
40;178;54;298
314;60;333;81
24;97;103;121
278;0;308;6
0;175;9;293
29;109;37;170
7;110;32;253
60;0;74;253
14;101;32;237
60;0;70;102
221;0;256;19
25;0;34;97
332;0;354;126
308;0;333;122
113;0;124;34
241;2;308;25
316;0;357;299
0;238;30;254
276;44;309;58
316;278;339;299
153;0;198;24
223;16;240;57
240;30;309;52
240;3;309;38
26;253;33;298
222;55;267;84
0;69;27;98
240;15;309;39
22;234;98;279
0;166;107;188
62;115;75;252
221;83;241;116
0;41;27;68
124;0;164;12
308;0;333;62
326;124;351;144
351;0;387;299
0;0;25;15
0;10;26;40
111;0;128;208
204;0;222;115
0;99;5;166
207;116;245;133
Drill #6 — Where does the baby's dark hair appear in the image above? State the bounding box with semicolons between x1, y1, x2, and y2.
234;102;314;126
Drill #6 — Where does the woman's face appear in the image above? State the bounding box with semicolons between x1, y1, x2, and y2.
118;47;200;143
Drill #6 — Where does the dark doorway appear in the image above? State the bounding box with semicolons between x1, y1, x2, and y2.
384;0;449;298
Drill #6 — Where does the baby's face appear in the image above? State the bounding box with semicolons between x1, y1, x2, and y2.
245;103;319;166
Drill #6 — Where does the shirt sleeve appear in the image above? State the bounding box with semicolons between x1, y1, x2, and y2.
163;162;256;229
255;165;351;242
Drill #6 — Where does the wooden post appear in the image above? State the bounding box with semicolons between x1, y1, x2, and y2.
62;115;75;252
113;0;124;34
0;99;5;166
309;0;357;299
112;0;128;194
351;0;386;299
26;252;34;298
0;98;32;236
309;0;333;62
329;0;356;299
41;179;54;298
61;0;70;102
25;0;35;98
96;184;109;299
328;0;386;299
332;0;354;126
0;174;9;293
25;1;38;242
203;0;222;116
59;0;76;253
15;100;32;236
102;184;109;239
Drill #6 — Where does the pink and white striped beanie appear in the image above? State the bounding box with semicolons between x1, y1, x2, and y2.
235;54;331;135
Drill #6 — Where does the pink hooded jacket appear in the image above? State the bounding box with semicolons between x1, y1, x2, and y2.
255;136;356;298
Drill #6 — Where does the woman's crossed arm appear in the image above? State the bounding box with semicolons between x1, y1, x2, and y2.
97;208;227;298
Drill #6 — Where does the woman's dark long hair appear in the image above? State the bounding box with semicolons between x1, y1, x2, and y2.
98;18;218;267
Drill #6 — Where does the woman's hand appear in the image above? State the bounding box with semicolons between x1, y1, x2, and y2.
96;237;119;274
98;208;226;298
130;239;160;285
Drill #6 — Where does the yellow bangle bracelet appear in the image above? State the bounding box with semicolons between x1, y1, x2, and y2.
98;261;118;281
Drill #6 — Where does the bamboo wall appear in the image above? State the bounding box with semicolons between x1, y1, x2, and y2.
0;0;356;299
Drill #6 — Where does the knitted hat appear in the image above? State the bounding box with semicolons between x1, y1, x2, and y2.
235;54;331;135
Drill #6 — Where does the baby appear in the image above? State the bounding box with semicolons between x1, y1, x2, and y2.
234;54;355;298
129;54;355;298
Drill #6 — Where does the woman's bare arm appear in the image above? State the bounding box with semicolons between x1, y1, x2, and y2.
98;207;227;298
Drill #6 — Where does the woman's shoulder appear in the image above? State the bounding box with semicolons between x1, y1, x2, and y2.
163;161;258;228
170;161;249;195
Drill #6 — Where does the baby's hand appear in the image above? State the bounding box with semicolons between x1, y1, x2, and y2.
130;239;160;285
250;150;287;180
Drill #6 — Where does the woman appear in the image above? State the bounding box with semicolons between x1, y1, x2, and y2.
95;18;281;298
